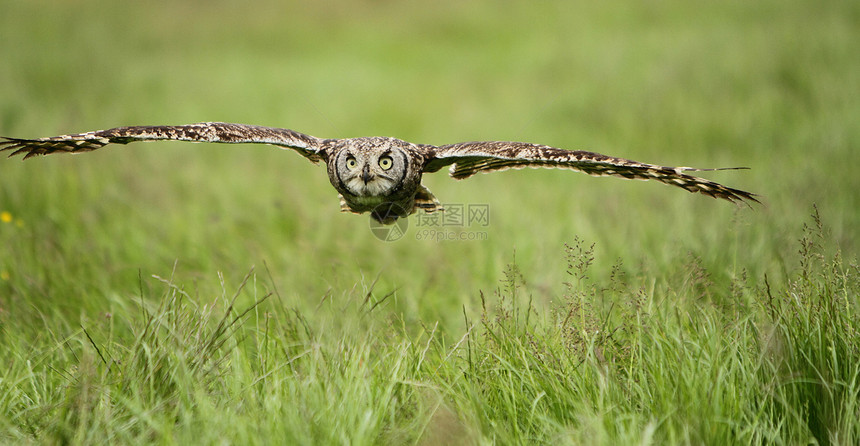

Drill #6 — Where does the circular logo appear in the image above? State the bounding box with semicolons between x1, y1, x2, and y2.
369;202;409;242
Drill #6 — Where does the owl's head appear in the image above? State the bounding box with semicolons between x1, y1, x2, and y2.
332;137;410;197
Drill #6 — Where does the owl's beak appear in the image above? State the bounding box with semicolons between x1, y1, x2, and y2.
361;164;373;184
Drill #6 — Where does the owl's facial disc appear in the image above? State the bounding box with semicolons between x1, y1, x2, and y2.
345;173;390;197
342;153;396;197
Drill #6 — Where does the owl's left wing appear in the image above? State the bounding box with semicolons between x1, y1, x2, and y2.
1;122;326;162
423;140;759;205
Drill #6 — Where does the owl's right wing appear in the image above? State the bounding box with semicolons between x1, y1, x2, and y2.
1;122;327;162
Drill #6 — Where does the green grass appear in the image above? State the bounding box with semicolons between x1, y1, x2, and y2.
1;0;858;444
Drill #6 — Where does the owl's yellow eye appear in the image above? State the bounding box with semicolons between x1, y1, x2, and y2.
378;156;393;170
346;157;358;169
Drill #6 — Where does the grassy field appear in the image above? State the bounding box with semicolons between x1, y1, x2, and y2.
1;0;858;444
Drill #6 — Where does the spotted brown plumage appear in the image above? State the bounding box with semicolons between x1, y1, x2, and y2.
1;122;759;224
424;140;758;204
0;123;324;162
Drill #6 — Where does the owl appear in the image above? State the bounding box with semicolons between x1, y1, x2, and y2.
1;122;758;224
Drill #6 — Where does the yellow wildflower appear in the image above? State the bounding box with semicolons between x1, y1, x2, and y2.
0;271;9;281
0;211;11;223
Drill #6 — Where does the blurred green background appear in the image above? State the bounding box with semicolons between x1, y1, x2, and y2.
1;0;859;443
0;0;857;326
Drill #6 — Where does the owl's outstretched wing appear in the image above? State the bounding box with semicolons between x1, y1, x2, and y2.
423;140;759;204
1;122;326;162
